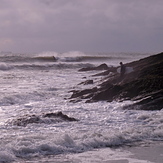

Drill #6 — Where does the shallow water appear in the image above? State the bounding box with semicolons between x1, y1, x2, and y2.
0;51;162;162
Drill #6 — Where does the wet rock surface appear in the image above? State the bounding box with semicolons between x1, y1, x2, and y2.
78;79;94;85
78;63;109;71
11;111;78;126
70;52;163;110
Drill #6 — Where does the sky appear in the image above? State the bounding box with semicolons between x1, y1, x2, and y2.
0;0;163;53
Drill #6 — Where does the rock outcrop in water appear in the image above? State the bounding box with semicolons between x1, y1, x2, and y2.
70;52;163;110
78;63;109;71
12;111;78;126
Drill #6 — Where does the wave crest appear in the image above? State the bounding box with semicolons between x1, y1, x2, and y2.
0;62;12;70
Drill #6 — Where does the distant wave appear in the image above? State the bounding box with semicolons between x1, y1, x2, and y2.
0;51;151;71
0;52;113;63
0;62;12;70
8;63;94;71
33;51;138;63
33;56;57;62
58;55;118;62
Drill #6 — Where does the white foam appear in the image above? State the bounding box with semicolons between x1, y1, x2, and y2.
67;148;154;163
0;62;11;70
0;52;162;162
0;151;15;163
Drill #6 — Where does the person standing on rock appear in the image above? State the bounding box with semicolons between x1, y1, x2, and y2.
120;62;126;78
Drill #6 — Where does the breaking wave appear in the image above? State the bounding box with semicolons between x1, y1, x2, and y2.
0;62;12;70
1;124;163;160
0;51;151;71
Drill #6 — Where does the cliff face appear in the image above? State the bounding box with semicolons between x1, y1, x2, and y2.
70;52;163;110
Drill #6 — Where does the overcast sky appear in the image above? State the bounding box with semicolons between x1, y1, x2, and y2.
0;0;163;53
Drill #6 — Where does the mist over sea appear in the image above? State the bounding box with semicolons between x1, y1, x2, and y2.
0;51;162;163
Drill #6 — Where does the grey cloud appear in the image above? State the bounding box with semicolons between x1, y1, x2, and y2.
0;0;163;53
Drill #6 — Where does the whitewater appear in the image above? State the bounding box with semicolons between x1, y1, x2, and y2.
0;51;162;163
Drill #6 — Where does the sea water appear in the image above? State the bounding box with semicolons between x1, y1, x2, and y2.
0;51;162;162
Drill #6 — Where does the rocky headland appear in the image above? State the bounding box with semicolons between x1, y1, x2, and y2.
70;52;163;110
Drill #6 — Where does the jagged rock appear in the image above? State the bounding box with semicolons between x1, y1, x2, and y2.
12;115;41;126
70;87;97;99
12;111;78;126
78;80;93;85
70;52;163;110
43;111;78;121
78;63;109;71
92;67;117;76
123;90;163;110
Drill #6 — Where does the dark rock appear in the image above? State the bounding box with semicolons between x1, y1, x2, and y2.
78;80;93;85
43;111;78;121
70;52;163;110
78;63;109;71
12;115;41;126
12;111;78;126
92;66;117;76
96;63;109;70
123;90;163;110
70;87;97;99
91;84;123;102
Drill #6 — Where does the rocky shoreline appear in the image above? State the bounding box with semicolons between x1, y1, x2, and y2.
70;52;163;110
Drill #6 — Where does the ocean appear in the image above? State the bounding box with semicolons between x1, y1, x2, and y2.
0;51;162;163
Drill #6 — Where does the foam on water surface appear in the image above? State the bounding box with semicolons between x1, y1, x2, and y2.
0;51;162;162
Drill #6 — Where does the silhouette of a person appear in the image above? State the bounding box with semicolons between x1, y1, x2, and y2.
120;62;126;78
